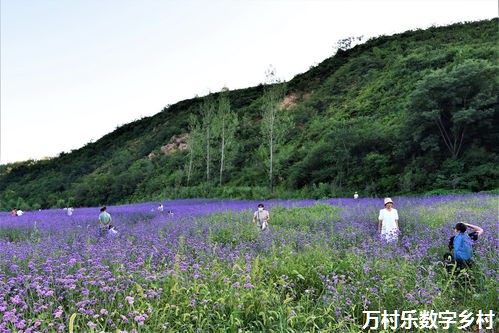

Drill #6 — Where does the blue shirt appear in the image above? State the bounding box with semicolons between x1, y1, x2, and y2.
454;232;473;261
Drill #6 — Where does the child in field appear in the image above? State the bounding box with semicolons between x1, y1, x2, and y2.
378;198;399;242
252;203;270;231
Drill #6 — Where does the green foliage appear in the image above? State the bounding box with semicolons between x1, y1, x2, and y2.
0;19;498;208
206;213;258;246
407;59;498;159
270;203;340;232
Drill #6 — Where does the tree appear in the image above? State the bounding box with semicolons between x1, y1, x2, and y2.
261;68;291;191
200;97;216;182
213;91;238;186
186;114;203;186
334;35;364;52
408;60;498;159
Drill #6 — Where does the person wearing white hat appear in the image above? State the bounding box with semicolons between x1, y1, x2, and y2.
378;198;399;242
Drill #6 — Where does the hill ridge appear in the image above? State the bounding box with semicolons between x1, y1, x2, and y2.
1;18;497;209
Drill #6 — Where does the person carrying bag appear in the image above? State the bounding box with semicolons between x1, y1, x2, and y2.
252;203;270;231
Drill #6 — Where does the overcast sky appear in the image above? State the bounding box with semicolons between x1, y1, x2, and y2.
1;0;496;164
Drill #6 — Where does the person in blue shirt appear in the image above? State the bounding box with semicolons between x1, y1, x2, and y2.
452;222;475;268
443;222;483;272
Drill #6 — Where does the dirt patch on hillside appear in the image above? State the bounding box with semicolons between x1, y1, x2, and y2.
148;133;189;159
280;92;312;109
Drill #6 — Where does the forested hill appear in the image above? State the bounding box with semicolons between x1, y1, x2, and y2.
1;19;498;209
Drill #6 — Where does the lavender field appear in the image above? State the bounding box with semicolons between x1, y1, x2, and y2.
0;195;497;332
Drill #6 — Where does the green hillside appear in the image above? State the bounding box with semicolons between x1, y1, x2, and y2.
1;19;498;209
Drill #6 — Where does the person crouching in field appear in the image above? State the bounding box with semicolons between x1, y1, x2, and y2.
252;203;270;231
378;198;400;243
444;222;483;271
98;207;113;237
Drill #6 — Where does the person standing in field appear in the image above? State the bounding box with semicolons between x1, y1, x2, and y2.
354;192;359;199
98;206;113;237
378;198;399;242
252;203;270;231
157;203;164;212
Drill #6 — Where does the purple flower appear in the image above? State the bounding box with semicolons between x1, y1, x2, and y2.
54;309;63;318
11;295;23;304
15;320;26;329
134;314;147;326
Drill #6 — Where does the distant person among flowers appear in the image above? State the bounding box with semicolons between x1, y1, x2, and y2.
354;192;359;199
98;207;113;237
378;198;399;242
67;207;74;216
158;203;164;212
16;209;24;216
11;209;17;216
252;203;269;231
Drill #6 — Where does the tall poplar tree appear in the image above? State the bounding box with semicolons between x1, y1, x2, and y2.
213;91;238;186
261;68;291;191
186;114;203;186
200;97;216;182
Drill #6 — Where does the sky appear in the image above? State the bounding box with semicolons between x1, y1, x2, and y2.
0;0;497;164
